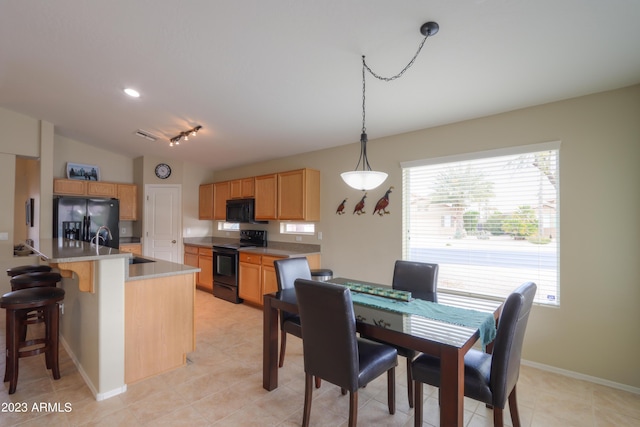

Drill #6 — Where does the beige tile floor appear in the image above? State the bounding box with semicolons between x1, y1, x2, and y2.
1;289;639;426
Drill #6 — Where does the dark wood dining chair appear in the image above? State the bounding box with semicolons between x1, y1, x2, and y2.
361;260;439;408
411;281;537;427
273;258;311;368
294;278;398;427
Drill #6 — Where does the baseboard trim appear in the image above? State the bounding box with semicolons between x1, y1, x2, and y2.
59;336;127;401
522;359;640;395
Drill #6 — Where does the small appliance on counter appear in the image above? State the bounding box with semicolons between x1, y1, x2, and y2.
213;229;267;303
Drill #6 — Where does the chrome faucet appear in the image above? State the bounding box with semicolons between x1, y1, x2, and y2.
92;225;113;246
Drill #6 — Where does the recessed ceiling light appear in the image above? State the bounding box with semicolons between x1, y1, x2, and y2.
124;88;140;98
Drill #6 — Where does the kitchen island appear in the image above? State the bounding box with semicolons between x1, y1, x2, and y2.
26;238;199;400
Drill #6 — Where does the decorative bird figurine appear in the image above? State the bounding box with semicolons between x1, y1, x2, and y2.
373;186;394;216
336;198;348;215
353;193;367;215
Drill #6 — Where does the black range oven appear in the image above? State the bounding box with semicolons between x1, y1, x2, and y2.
213;229;267;303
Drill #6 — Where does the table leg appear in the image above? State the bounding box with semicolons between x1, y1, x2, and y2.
263;294;279;391
439;346;464;426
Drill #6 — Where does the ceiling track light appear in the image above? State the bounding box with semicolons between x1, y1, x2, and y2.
169;125;202;147
341;21;439;191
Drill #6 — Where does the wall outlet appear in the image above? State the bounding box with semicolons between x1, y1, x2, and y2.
121;227;126;234
0;232;8;241
186;227;191;236
295;236;302;242
317;231;322;240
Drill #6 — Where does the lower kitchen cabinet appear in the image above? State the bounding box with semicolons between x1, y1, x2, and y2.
196;247;213;293
119;243;142;256
239;253;320;306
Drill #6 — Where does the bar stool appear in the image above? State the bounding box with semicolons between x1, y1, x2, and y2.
10;272;62;291
1;287;65;394
6;265;52;277
10;272;62;341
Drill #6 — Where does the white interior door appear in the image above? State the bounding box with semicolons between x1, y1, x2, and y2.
144;184;181;262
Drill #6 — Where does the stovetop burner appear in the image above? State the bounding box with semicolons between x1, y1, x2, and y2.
213;229;267;251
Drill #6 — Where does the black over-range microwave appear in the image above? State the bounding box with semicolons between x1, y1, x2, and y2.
225;198;267;223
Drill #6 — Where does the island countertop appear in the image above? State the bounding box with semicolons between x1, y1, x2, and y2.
126;257;200;281
26;238;131;263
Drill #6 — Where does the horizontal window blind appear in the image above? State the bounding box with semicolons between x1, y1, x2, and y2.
402;146;559;306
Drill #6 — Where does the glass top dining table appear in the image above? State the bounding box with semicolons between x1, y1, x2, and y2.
262;277;504;427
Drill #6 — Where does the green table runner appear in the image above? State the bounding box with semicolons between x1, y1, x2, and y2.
349;291;497;347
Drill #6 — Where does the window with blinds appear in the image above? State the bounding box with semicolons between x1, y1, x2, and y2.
401;142;560;306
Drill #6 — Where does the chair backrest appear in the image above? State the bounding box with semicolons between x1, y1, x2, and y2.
392;260;439;302
294;278;359;391
490;281;537;407
274;258;312;291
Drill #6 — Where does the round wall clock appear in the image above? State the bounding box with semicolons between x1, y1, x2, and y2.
155;163;171;179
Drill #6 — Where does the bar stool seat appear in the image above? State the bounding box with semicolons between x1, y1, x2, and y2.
1;287;65;394
6;265;52;277
10;272;62;291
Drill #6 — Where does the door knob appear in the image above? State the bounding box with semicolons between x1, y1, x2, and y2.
172;240;176;244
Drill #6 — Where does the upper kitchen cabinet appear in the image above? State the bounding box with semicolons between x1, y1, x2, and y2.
87;181;117;198
53;178;86;196
198;183;214;220
117;184;137;221
213;181;230;220
278;168;320;221
254;173;278;220
54;179;138;220
230;177;255;199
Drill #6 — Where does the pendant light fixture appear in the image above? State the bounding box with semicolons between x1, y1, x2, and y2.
341;21;440;191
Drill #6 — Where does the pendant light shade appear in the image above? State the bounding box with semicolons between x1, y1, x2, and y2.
341;170;388;191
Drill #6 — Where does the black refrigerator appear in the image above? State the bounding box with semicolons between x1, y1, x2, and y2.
53;196;120;249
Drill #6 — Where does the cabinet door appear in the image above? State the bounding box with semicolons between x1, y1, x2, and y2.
278;169;320;221
197;249;213;293
199;184;214;220
53;179;86;196
241;177;255;198
117;184;138;220
119;244;142;256
239;262;262;304
87;181;117;198
254;174;278;220
261;255;284;296
213;181;230;220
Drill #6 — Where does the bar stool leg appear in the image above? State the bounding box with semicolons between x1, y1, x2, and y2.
7;309;20;394
45;303;61;379
3;310;10;383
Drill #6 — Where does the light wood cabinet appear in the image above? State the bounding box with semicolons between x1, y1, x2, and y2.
53;179;86;195
184;245;199;267
117;184;137;220
54;179;138;220
198;184;214;220
239;253;263;304
254;174;278;220
238;253;321;306
196;247;213;293
213;181;230;220
230;177;255;199
87;181;117;198
278;168;320;221
119;243;142;256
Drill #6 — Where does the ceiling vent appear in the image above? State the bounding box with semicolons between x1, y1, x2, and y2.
134;129;158;142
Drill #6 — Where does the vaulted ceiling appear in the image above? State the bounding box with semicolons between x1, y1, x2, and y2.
2;1;639;170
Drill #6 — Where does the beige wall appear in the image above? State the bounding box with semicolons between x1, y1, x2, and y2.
212;85;640;389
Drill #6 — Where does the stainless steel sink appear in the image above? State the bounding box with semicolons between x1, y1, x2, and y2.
129;257;155;265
